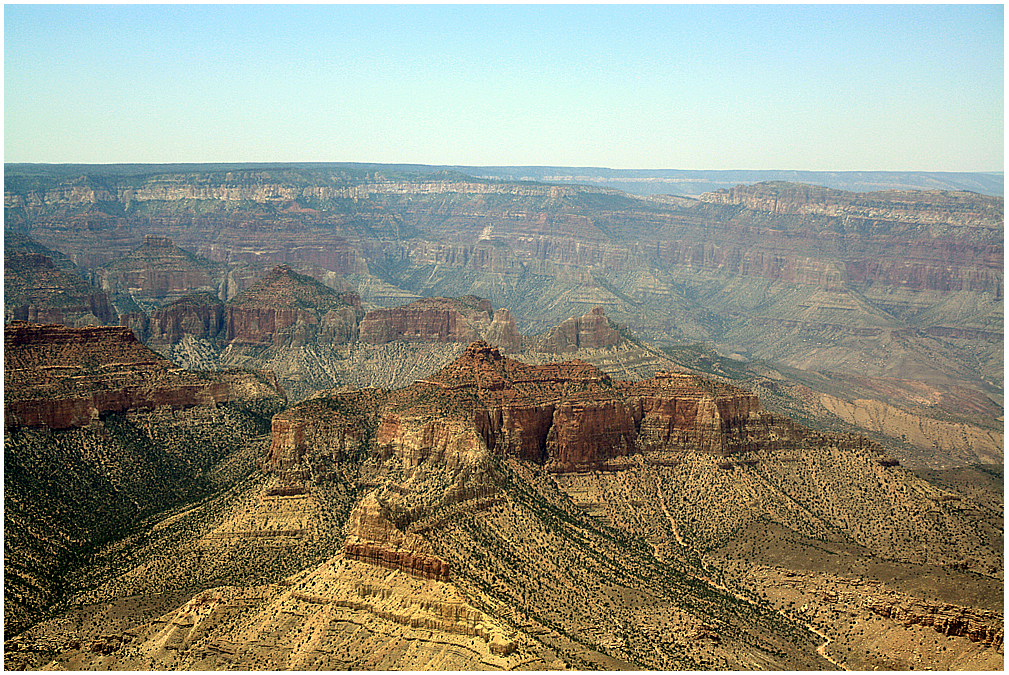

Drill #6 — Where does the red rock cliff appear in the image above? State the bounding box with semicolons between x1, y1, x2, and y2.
538;307;623;353
4;322;284;430
358;296;520;350
224;264;361;346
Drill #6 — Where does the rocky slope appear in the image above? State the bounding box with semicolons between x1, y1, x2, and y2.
5;340;1002;670
4;322;287;637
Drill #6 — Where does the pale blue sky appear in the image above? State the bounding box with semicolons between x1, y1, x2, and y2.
4;4;1004;171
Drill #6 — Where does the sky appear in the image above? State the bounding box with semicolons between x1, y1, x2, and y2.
4;4;1004;172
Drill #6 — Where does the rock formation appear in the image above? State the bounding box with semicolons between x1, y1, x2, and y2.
536;306;623;353
358;295;521;350
267;341;791;477
867;598;1003;648
5;252;114;326
124;265;366;398
342;493;451;581
139;264;363;350
4;321;284;430
96;235;227;305
224;264;361;346
143;292;225;348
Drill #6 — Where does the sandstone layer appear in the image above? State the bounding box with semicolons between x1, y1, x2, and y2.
6;166;1000;471
4;321;284;430
5;252;114;327
358;295;521;350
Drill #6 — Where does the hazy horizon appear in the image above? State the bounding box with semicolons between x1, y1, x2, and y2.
5;4;1003;172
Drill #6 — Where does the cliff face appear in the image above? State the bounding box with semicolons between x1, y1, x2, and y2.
358;296;521;351
9;171;999;299
96;235;227;304
138;272;534;401
867;598;1003;648
5;253;114;327
222;264;362;345
537;306;623;353
4;322;285;430
698;182;1002;294
266;341;789;477
140;265;363;349
144;292;225;347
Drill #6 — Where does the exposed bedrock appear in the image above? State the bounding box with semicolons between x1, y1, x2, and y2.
342;493;451;582
358;296;521;351
266;341;804;477
537;306;623;354
4;322;284;431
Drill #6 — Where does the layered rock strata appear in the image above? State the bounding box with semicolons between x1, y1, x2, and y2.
95;235;227;304
143;292;225;347
4;322;284;430
267;341;794;478
6;167;1000;471
359;295;521;351
133;264;363;356
342;493;451;581
868;598;1003;648
537;306;623;353
224;264;361;346
5;253;114;326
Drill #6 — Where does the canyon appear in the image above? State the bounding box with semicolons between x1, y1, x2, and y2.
3;163;1003;671
4;325;1001;670
6;164;999;398
7;163;1000;468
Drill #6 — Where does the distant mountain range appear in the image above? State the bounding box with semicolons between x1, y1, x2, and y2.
6;162;1002;197
453;166;1005;197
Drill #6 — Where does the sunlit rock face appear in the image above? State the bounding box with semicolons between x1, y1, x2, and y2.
266;340;792;477
4;321;285;430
